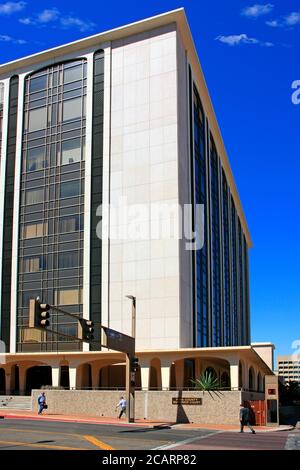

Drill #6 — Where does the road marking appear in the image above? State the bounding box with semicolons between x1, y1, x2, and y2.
0;439;84;450
153;431;223;450
0;427;85;439
84;435;115;450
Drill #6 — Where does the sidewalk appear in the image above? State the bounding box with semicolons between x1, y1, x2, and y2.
0;409;294;432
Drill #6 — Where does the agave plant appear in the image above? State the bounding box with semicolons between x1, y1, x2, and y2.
190;371;220;391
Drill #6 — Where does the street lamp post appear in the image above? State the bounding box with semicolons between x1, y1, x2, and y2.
125;295;136;423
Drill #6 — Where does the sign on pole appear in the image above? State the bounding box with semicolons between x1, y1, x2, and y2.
101;326;135;356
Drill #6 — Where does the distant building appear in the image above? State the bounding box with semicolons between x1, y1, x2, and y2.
277;355;300;384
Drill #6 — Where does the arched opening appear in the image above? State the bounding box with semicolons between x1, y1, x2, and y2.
99;365;126;389
239;361;243;389
221;371;230;389
184;359;195;388
170;363;176;389
249;367;255;391
149;358;161;390
79;363;92;388
60;366;70;389
26;366;52;395
257;372;263;392
0;368;5;394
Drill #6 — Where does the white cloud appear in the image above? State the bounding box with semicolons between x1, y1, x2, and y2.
215;34;273;47
266;11;300;28
242;3;274;17
0;1;26;14
284;12;300;26
0;33;26;44
37;8;59;23
19;8;96;32
60;16;96;32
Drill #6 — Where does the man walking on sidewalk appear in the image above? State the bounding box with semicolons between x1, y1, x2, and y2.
116;396;127;419
239;404;256;434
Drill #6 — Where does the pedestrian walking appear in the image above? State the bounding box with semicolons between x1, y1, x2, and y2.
239;403;256;433
115;396;127;419
37;392;47;415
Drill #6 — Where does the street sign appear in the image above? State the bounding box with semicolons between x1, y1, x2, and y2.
102;326;135;356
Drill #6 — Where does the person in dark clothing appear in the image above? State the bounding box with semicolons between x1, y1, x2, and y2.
37;392;46;415
239;404;256;433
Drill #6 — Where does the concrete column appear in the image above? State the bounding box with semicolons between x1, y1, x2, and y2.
5;370;11;395
69;367;77;390
51;367;60;388
195;358;202;380
229;361;239;391
140;364;150;390
92;366;99;389
161;361;171;390
243;364;249;391
19;366;27;395
175;360;184;389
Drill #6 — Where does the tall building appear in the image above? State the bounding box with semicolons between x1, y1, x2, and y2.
277;355;300;384
0;9;252;363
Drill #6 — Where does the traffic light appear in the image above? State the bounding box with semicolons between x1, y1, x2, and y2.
78;318;94;342
130;356;139;372
29;298;50;329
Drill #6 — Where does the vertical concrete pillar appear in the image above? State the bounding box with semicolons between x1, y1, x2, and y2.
161;361;171;390
229;361;239;391
195;358;202;380
5;370;11;395
51;366;60;387
175;360;184;389
92;366;99;389
69;367;77;390
243;364;249;391
140;363;150;390
19;366;27;395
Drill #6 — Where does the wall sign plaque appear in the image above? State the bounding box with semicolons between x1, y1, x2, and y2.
172;397;202;405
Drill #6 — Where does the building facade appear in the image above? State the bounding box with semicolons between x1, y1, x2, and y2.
277;355;300;384
0;9;251;360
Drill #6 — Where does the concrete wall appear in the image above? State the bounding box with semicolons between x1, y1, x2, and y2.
32;389;243;425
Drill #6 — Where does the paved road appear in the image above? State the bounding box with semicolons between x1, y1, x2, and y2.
0;419;216;450
0;419;295;450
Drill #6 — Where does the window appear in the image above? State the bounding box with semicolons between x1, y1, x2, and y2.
26;188;44;205
64;65;82;84
27;147;47;171
54;288;83;305
59;215;82;233
23;256;43;272
28;107;47;132
61;138;81;165
57;251;78;269
23;222;47;239
60;180;80;198
63;97;82;122
29;75;47;94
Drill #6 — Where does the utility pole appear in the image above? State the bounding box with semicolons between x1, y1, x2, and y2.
126;295;136;423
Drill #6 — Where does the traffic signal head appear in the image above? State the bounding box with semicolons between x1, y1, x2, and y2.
78;318;94;342
130;356;139;372
29;299;50;329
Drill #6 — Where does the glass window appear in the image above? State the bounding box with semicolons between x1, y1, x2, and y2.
63;97;82;122
59;215;81;233
57;251;78;269
29;75;47;94
61;138;81;165
28;107;47;132
23;222;47;239
26;188;44;205
60;180;80;198
64;65;82;84
23;256;42;272
54;288;83;305
27;146;47;171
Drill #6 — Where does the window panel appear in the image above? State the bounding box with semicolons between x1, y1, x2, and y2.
23;256;42;272
26;146;47;171
23;222;47;239
57;251;78;269
29;75;47;94
62;97;82;122
64;65;82;84
28;107;47;132
61;138;81;165
26;188;44;205
54;288;83;305
59;215;81;233
60;180;80;198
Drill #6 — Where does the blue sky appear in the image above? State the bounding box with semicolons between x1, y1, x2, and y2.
0;1;299;360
